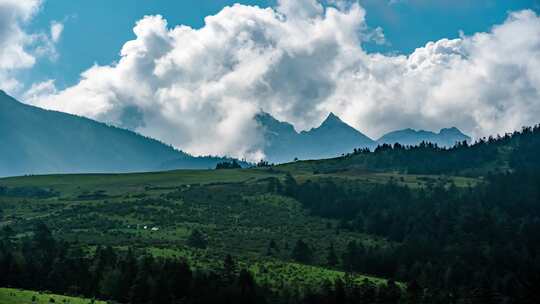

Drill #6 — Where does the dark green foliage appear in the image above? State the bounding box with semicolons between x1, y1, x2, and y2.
283;173;298;197
1;226;13;241
292;239;313;264
378;280;402;304
2;123;540;303
186;229;208;249
216;160;242;169
223;254;237;284
509;126;540;170
342;241;361;272
0;224;273;304
129;268;150;304
302;276;406;304
266;177;282;193
256;160;272;168
295;124;540;176
405;280;422;304
326;243;338;267
0;186;57;198
278;166;540;303
265;239;280;257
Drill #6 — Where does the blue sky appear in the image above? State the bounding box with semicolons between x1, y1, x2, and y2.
25;0;539;90
6;0;540;159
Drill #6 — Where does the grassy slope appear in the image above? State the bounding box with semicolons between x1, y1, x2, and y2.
0;167;478;291
276;139;514;177
0;288;105;304
0;91;252;177
276;160;480;189
0;169;277;195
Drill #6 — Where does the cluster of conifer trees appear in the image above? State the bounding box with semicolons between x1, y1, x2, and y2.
0;223;265;303
2;125;540;303
215;160;242;170
274;125;540;303
346;125;540;175
0;223;416;303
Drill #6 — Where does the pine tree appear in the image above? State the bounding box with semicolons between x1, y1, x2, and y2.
266;239;279;256
283;173;298;196
405;280;422;304
238;269;256;298
130;270;151;304
223;254;236;284
342;240;359;271
187;229;208;249
292;239;312;264
1;225;14;245
327;242;338;266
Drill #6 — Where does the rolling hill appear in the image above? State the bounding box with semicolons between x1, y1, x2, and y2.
1;124;539;303
0;90;242;177
281;124;540;176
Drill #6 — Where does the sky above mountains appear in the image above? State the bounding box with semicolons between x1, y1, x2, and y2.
1;0;540;161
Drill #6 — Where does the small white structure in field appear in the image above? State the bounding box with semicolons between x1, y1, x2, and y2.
143;225;148;230
151;227;159;231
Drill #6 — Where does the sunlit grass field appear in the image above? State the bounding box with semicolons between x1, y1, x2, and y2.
0;166;478;295
0;288;105;304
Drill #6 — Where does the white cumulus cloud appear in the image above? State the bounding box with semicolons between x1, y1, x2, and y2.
26;0;540;161
0;0;63;94
50;21;63;43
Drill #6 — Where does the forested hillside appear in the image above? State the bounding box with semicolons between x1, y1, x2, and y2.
0;125;539;303
283;124;540;176
0;91;244;177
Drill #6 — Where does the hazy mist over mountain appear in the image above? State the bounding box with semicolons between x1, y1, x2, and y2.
256;111;470;163
377;127;471;148
0;91;243;177
10;1;539;162
0;88;472;176
1;1;540;303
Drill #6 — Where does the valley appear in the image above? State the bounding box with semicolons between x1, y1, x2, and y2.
1;120;539;303
0;168;418;288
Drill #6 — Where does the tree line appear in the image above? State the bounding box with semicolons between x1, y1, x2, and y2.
274;165;540;303
343;124;540;175
0;223;264;304
1;223;413;303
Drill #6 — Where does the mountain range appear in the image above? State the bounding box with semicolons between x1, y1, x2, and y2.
0;90;242;177
256;112;375;164
377;127;471;148
256;112;471;163
0;90;470;176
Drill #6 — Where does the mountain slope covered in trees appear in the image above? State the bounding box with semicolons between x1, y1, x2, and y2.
282;124;540;176
1;125;540;303
0;91;242;177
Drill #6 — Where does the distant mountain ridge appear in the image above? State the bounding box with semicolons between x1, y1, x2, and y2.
0;89;472;175
0;91;244;177
256;112;376;163
377;127;471;147
256;112;470;163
